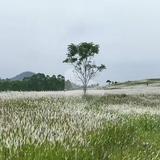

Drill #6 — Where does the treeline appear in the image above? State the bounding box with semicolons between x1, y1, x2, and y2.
0;73;69;91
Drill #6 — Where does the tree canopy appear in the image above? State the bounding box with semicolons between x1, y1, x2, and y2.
63;42;106;95
0;73;67;91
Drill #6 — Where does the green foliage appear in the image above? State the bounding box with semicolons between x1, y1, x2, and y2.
63;42;106;94
0;73;65;91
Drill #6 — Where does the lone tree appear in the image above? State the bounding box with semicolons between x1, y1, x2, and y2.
63;42;106;95
106;80;111;86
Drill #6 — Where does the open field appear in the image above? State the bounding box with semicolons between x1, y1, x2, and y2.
1;87;160;101
0;87;160;159
1;85;160;100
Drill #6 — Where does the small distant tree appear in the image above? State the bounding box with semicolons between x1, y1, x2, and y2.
65;80;73;90
114;81;118;85
63;42;106;95
106;80;111;86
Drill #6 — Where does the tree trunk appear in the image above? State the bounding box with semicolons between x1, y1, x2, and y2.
83;85;87;96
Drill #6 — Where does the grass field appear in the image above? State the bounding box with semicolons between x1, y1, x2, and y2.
0;89;160;159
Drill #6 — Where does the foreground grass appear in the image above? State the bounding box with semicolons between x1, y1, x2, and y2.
0;94;160;159
1;116;160;160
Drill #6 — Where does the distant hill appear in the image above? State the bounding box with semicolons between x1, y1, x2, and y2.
10;72;35;81
106;78;160;89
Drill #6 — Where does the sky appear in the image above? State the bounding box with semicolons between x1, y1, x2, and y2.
0;0;160;83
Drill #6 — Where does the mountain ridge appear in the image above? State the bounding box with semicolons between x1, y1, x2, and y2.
10;71;35;81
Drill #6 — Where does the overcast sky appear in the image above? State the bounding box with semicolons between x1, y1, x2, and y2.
0;0;160;83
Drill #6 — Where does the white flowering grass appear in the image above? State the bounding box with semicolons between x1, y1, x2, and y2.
1;86;160;100
0;92;160;159
0;97;117;149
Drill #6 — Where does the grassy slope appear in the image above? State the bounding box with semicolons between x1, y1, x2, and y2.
108;78;160;89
